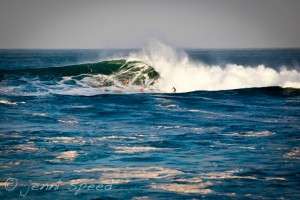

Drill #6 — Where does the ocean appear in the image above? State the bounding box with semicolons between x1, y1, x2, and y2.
0;43;300;199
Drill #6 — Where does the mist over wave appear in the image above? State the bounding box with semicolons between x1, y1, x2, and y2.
128;41;300;92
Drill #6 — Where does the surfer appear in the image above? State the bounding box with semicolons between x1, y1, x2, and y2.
142;79;146;87
123;78;129;87
99;76;106;86
172;87;176;93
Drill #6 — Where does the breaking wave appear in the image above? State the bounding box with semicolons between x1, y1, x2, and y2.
127;41;300;92
1;41;300;95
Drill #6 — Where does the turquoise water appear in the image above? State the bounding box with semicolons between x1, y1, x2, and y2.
0;48;300;199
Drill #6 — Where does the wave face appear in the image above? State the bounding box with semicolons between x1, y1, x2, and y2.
1;42;300;96
0;59;160;96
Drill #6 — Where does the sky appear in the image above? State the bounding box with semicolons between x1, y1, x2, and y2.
0;0;300;49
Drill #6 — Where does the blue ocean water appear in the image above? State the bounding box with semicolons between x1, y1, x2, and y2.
0;47;300;199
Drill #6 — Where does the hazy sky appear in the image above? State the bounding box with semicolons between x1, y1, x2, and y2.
1;0;300;49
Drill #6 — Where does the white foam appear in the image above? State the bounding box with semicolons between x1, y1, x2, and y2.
265;177;286;181
59;178;109;185
284;147;300;159
128;40;300;92
151;183;213;194
0;100;18;105
74;167;183;179
47;136;136;145
190;127;204;131
201;170;257;180
153;125;181;129
175;178;203;183
239;146;256;150
113;146;171;153
58;178;129;185
0;161;21;169
44;171;64;175
55;151;78;161
49;137;75;143
17;144;39;151
32;113;48;117
70;105;92;108
1;145;39;154
102;135;136;140
228;131;275;137
58;119;79;125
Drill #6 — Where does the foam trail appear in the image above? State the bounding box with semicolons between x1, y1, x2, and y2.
128;41;300;92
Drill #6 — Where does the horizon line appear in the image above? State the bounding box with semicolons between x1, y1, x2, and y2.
1;47;300;50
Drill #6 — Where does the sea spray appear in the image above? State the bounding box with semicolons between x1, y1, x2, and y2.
128;41;300;92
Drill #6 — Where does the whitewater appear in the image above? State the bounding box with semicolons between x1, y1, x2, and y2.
127;42;300;92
